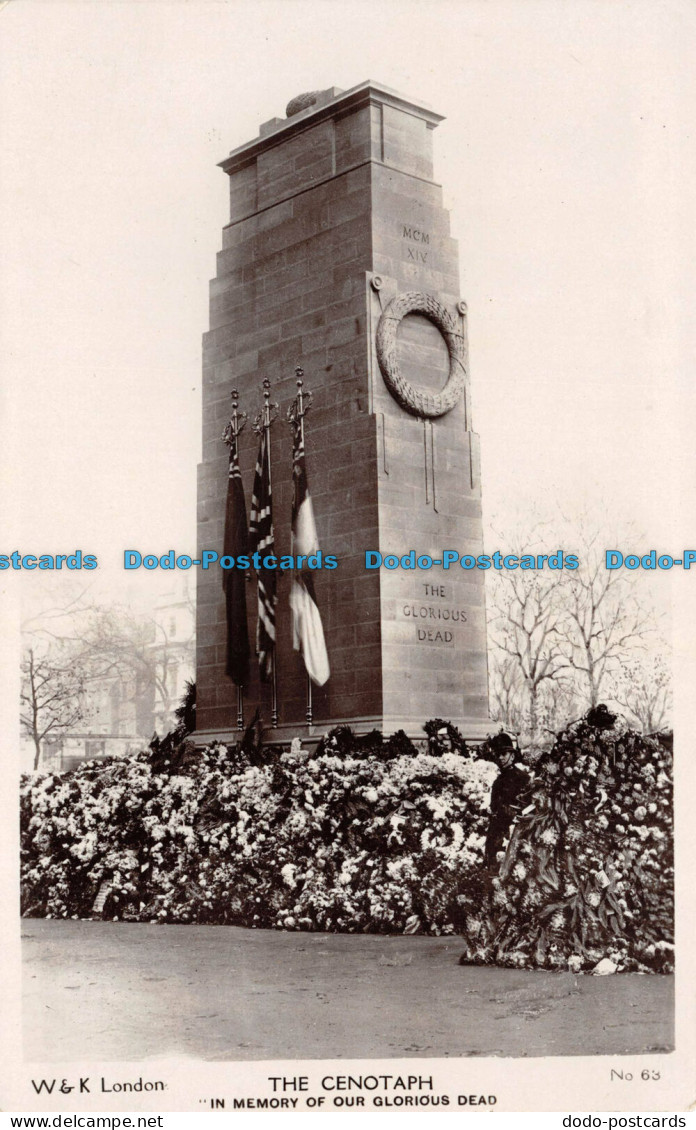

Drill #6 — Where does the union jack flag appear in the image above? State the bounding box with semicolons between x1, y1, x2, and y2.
222;437;250;687
249;426;276;682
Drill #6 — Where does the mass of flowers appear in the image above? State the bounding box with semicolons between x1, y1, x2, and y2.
20;711;673;972
459;710;674;973
20;729;496;936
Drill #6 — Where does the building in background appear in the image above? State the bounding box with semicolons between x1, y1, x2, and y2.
23;577;195;773
150;575;196;736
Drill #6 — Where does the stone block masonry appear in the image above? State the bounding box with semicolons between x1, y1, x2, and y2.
196;81;490;743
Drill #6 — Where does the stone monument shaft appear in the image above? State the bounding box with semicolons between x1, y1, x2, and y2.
196;81;489;742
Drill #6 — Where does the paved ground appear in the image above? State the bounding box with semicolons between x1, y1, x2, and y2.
22;920;674;1062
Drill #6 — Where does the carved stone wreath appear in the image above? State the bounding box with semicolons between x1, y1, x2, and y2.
375;291;467;418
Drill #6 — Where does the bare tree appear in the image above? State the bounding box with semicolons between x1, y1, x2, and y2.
536;676;582;735
20;647;86;770
74;600;195;736
79;608;159;692
559;527;653;707
489;568;570;737
486;510;665;735
489;654;525;733
612;652;672;733
20;578;197;771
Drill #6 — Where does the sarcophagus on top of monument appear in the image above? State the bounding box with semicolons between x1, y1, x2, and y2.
196;80;490;744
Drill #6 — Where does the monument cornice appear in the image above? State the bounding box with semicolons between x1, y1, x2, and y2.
218;80;445;176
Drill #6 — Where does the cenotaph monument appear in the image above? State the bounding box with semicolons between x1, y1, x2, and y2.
196;81;490;743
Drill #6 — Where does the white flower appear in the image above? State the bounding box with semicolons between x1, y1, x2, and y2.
540;828;559;845
425;796;450;820
449;823;465;849
592;957;618;976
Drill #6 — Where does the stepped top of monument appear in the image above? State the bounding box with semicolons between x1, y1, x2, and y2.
218;80;444;175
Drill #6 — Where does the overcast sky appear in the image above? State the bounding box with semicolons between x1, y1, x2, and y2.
2;0;694;619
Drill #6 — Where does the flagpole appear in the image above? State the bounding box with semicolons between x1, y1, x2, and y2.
262;378;279;729
222;387;248;731
306;672;313;727
289;366;315;728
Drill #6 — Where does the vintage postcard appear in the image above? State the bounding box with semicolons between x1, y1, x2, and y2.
1;0;694;1117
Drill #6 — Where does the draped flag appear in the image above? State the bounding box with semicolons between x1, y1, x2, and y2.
290;419;330;686
249;426;276;682
222;438;250;687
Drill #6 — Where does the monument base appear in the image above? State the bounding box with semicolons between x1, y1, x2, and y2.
193;712;491;750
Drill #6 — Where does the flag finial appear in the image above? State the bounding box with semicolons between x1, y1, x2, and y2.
288;367;313;425
222;389;247;446
254;378;279;434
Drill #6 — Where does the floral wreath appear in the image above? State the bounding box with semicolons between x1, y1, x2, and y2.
375;291;467;418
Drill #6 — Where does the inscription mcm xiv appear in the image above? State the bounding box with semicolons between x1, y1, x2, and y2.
402;224;429;264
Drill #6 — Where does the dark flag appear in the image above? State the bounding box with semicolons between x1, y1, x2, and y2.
249;425;276;682
290;419;330;686
223;438;250;686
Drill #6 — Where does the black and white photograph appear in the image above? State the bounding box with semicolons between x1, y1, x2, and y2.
2;0;694;1116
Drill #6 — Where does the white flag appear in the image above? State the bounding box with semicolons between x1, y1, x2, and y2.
291;419;330;685
289;576;330;686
